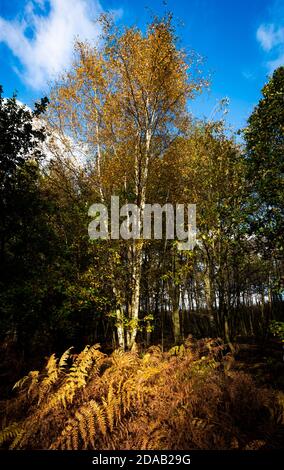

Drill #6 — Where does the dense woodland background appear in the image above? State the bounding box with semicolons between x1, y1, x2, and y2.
0;15;283;450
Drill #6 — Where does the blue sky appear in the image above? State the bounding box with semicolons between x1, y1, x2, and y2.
0;0;283;131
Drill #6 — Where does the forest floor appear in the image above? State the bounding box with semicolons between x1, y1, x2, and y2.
234;338;284;391
1;335;284;450
1;335;284;397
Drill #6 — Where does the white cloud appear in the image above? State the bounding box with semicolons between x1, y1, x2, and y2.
256;23;284;51
256;21;284;72
0;0;109;90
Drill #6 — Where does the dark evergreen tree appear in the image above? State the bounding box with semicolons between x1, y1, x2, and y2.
244;67;284;256
0;87;49;361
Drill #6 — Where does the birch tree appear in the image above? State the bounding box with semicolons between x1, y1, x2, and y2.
47;15;205;348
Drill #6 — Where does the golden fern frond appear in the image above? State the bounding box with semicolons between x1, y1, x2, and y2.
12;376;30;391
45;353;58;376
142;353;151;364
64;428;72;450
168;345;181;356
49;426;63;450
8;346;98;448
27;371;39;397
71;426;79;450
50;422;74;450
74;400;107;447
0;422;21;446
12;370;39;395
37;353;63;404
117;377;125;394
140;422;167;449
191;417;213;430
121;378;137;414
76;409;89;449
50;399;106;450
146;345;162;357
50;345;103;407
102;385;117;432
111;349;138;370
136;386;144;408
80;406;96;447
90;400;107;436
10;427;25;449
136;365;161;383
59;346;73;370
41;354;58;385
68;345;102;386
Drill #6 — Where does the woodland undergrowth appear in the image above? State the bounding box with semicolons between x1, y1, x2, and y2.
0;337;283;450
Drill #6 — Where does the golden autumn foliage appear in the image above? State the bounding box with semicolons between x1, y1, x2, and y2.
1;338;283;450
47;14;205;201
45;15;208;349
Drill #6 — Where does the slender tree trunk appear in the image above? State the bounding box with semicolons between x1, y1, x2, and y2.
205;262;214;314
128;121;151;348
113;287;125;350
172;306;181;344
128;241;143;348
116;308;125;350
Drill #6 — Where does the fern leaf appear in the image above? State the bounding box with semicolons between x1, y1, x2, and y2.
59;347;73;370
0;422;21;446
